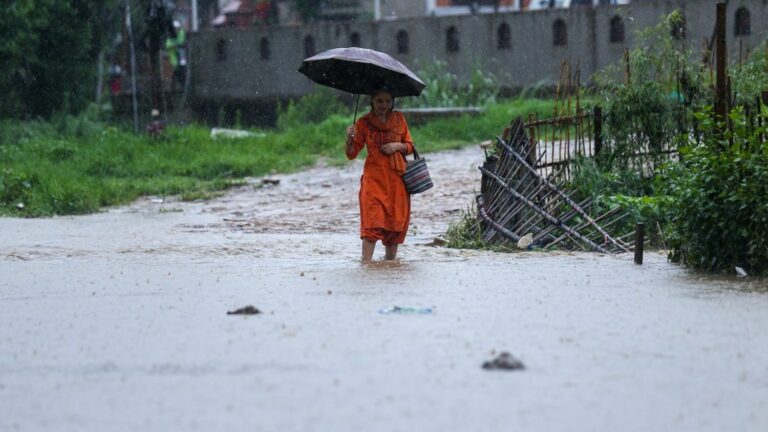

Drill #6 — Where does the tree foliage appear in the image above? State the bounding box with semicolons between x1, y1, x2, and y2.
0;0;122;119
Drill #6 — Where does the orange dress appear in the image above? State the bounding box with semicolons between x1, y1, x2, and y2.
346;110;415;244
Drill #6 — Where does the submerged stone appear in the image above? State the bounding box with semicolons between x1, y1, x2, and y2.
482;352;525;371
227;305;261;315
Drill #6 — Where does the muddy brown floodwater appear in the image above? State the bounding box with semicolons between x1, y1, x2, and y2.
1;146;767;432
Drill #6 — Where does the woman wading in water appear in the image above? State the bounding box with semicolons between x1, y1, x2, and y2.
345;88;414;261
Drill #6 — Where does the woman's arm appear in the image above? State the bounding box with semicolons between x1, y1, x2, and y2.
380;112;413;155
379;142;408;155
400;113;414;155
345;123;364;160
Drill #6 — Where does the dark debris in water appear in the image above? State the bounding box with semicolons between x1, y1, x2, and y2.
482;352;525;371
227;305;261;315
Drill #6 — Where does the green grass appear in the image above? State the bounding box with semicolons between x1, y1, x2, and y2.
412;98;552;151
0;98;553;217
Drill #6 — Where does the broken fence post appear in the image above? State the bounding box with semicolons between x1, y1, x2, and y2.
634;222;645;265
714;1;728;131
594;106;603;157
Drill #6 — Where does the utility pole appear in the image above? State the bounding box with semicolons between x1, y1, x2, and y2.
426;0;437;16
126;0;140;133
714;1;728;129
374;0;381;20
191;0;199;32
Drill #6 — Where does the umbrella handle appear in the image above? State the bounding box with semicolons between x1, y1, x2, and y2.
353;94;360;124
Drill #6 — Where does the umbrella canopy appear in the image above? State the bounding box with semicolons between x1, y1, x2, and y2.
298;47;425;98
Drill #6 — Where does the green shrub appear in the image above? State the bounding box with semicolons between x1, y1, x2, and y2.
730;41;768;107
570;155;652;198
276;87;346;130
567;156;670;247
663;106;768;274
593;10;710;174
445;208;517;252
0;168;36;209
400;60;499;108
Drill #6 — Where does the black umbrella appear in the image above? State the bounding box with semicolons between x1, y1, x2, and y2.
298;47;425;121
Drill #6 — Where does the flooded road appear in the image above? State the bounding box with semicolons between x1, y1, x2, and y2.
1;147;767;431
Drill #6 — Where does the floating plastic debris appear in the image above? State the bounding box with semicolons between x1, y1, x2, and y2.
378;306;433;315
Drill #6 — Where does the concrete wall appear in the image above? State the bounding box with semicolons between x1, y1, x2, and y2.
189;0;768;112
380;0;428;19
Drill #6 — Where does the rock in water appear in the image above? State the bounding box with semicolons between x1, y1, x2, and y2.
482;352;525;371
227;305;261;315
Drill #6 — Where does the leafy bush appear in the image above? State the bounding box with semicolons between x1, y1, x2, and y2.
400;60;499;108
568;156;670;246
276;87;346;130
0;168;36;209
597;81;688;174
570;156;652;198
445;208;517;252
730;41;768;107
593;10;710;175
663;106;768;274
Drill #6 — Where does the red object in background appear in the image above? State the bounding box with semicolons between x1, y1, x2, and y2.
438;0;515;6
147;109;165;136
147;119;165;136
213;0;272;28
255;1;270;22
110;77;122;95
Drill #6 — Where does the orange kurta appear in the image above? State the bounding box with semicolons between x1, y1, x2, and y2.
346;110;414;242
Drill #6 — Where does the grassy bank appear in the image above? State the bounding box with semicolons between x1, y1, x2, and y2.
0;98;552;217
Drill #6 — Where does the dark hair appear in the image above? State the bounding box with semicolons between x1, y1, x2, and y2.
369;90;396;111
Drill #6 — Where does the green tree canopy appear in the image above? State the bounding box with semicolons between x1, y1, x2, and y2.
0;0;121;119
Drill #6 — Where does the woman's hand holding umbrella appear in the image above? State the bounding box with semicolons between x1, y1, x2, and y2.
345;125;356;157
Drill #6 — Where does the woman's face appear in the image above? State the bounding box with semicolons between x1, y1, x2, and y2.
371;91;393;116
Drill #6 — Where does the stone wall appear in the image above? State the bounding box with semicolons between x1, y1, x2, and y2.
189;0;768;114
